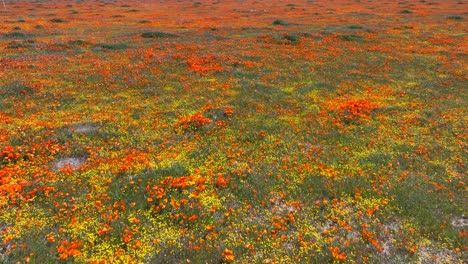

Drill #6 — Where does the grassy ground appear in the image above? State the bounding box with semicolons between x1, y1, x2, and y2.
0;0;466;263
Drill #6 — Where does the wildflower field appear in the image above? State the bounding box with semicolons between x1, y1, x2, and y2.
0;0;466;263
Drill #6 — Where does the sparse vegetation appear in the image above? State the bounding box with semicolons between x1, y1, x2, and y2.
0;0;466;263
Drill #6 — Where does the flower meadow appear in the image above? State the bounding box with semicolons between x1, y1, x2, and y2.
0;0;466;263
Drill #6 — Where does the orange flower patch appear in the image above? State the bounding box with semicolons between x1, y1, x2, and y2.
223;107;236;117
187;55;224;74
174;112;212;132
329;246;346;261
116;150;152;173
222;249;234;261
337;100;379;121
0;113;12;124
328;99;380;125
57;239;83;260
1;145;22;164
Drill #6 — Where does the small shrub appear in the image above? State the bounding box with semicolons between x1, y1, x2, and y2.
3;31;27;38
348;25;363;29
6;42;28;49
141;31;178;38
1;83;35;97
96;43;129;50
68;39;89;46
273;19;289;26
447;15;463;20
282;34;300;42
50;18;66;23
338;34;363;42
400;10;413;13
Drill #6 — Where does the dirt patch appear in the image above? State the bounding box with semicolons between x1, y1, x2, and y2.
0;242;11;262
451;216;468;228
70;123;99;133
52;157;87;170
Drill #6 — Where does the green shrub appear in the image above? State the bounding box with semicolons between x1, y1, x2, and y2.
282;34;300;42
273;19;289;26
3;31;27;38
50;18;66;23
6;42;28;49
338;34;363;42
141;31;178;38
447;15;463;20
1;83;35;98
96;43;129;50
348;25;363;29
68;39;89;46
